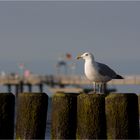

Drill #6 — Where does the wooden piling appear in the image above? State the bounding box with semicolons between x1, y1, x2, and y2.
51;93;78;139
19;81;24;93
16;93;48;139
15;84;19;96
27;83;32;92
138;94;140;117
76;93;106;139
6;84;12;93
38;83;43;92
106;93;139;139
0;93;15;139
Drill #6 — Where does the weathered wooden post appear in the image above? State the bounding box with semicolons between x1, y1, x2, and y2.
15;84;19;96
6;84;12;93
38;83;43;93
16;93;48;139
51;93;78;139
106;93;139;139
138;94;140;117
76;93;106;139
27;83;32;92
19;81;24;93
0;93;15;139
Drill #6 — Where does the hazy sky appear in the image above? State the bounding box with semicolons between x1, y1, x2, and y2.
0;1;140;75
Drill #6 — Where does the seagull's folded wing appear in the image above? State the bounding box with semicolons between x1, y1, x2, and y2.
97;62;117;78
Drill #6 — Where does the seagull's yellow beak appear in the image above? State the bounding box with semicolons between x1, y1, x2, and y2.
77;55;82;59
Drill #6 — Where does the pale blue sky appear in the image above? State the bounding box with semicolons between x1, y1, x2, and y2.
0;1;140;75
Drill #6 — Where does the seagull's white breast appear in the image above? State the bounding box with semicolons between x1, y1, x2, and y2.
84;60;111;82
84;60;98;81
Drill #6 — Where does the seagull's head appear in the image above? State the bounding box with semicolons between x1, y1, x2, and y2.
77;52;94;61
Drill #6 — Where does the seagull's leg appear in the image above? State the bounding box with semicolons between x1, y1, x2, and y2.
102;83;104;94
101;83;103;94
101;83;105;94
99;83;101;94
100;83;102;93
95;82;97;93
99;83;104;94
102;83;107;94
97;83;99;93
93;82;96;93
103;83;106;94
96;83;99;92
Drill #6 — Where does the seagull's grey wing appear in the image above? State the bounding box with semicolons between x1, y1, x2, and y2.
97;62;117;78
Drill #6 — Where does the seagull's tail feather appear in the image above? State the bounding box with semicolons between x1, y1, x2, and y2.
115;74;124;79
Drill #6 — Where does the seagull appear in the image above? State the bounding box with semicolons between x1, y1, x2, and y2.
77;52;124;93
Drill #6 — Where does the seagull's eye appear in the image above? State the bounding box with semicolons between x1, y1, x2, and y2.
85;53;88;56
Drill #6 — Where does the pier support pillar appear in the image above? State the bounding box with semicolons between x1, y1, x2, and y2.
19;81;24;93
27;84;32;92
6;84;12;93
15;84;19;97
38;83;43;93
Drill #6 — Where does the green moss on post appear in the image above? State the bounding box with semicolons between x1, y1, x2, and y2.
106;93;139;139
0;93;15;139
51;93;78;139
16;93;48;139
77;93;106;139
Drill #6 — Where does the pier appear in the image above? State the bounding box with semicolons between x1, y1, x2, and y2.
0;74;140;93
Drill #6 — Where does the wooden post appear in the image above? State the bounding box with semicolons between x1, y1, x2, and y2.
15;84;19;97
16;93;48;139
27;83;32;92
106;93;139;139
77;93;106;139
51;93;78;139
138;94;140;118
19;81;24;93
0;93;15;139
38;83;43;93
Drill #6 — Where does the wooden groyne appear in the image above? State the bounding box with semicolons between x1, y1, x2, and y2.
51;92;139;139
0;92;48;139
0;92;139;139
